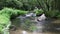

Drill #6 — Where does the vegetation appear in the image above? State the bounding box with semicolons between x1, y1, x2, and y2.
0;7;28;34
0;0;60;34
34;8;44;16
35;0;60;18
0;0;40;10
1;0;58;18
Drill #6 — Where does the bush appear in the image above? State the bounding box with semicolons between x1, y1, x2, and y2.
56;13;60;18
34;9;44;15
45;10;59;18
0;7;28;34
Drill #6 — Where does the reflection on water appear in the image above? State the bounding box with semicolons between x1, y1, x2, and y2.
10;13;60;34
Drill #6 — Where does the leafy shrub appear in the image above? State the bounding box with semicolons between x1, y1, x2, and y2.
1;8;28;15
56;13;60;18
0;7;28;33
0;25;4;33
34;9;44;15
45;10;59;18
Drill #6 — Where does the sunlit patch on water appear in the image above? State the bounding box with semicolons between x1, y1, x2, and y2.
22;30;27;34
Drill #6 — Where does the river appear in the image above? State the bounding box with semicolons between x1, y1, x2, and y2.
9;13;60;34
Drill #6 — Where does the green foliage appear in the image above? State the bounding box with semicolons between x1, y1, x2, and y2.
56;13;60;18
0;25;4;33
38;0;60;18
0;7;28;33
0;0;41;10
0;15;10;34
0;15;10;25
45;10;59;18
34;9;44;15
1;7;28;15
56;15;60;18
0;0;60;11
38;0;56;11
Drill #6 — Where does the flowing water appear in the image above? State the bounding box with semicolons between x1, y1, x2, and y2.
10;13;60;34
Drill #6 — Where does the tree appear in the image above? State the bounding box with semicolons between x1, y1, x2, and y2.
36;0;60;18
0;0;41;10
